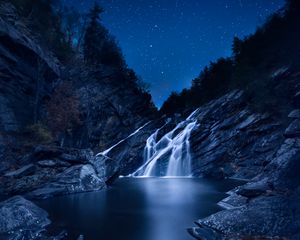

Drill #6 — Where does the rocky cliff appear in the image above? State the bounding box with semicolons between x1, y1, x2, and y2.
0;3;60;133
186;87;300;239
0;3;156;199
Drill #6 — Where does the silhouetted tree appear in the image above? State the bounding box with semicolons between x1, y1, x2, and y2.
83;3;124;67
232;37;243;62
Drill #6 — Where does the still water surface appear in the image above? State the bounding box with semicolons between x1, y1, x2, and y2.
36;177;240;240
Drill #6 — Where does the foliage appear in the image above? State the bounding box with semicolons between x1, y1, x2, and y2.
83;2;125;67
46;81;82;137
25;123;53;143
161;0;300;115
125;69;151;93
160;58;233;115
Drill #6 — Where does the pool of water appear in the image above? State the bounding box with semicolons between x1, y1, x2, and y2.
36;177;240;240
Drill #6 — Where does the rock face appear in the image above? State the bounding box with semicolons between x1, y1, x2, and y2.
0;2;156;152
0;145;106;199
284;119;300;138
0;3;60;133
0;195;67;239
0;196;52;239
190;192;300;240
187;93;300;239
188;90;284;180
0;3;156;197
68;66;157;150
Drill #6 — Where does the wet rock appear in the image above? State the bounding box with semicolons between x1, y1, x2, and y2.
253;134;282;153
37;160;71;168
264;138;300;191
218;109;248;130
0;145;107;198
93;155;109;179
188;226;222;240
27;164;105;199
288;109;300;119
59;149;94;164
0;196;50;239
4;164;35;178
218;192;247;209
1;168;60;195
235;180;269;198
194;193;300;239
237;113;263;130
190;127;300;239
284;119;300;138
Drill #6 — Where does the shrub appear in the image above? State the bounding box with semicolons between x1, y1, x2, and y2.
46;81;82;138
26;123;53;143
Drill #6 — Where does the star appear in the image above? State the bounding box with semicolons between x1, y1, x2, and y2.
67;0;286;107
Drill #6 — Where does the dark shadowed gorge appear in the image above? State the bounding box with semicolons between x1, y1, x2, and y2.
0;0;299;240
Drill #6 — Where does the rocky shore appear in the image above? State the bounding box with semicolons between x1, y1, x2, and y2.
187;90;300;239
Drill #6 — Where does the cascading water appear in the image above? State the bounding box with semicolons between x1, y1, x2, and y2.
96;121;151;157
166;122;195;176
132;109;198;177
144;129;160;161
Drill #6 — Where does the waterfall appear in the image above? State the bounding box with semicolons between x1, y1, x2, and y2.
96;121;151;157
144;129;160;161
166;122;195;176
132;110;198;177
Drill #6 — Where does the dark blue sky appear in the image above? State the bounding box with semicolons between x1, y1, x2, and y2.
64;0;285;107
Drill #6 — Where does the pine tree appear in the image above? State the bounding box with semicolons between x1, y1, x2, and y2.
83;3;125;67
232;37;243;61
83;3;106;65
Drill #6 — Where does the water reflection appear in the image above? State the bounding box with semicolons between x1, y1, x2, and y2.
143;178;218;240
36;178;240;240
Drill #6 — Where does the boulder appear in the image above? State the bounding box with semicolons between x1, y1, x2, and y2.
4;164;35;178
27;164;105;199
193;193;300;239
59;149;94;164
92;154;108;178
0;196;50;239
218;192;248;209
284;119;300;138
37;159;71;168
188;226;222;240
235;181;269;198
267;138;300;191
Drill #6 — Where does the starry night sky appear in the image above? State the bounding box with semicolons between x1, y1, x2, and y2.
64;0;285;107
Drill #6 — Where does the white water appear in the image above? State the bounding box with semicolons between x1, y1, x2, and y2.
132;109;198;177
96;121;151;157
